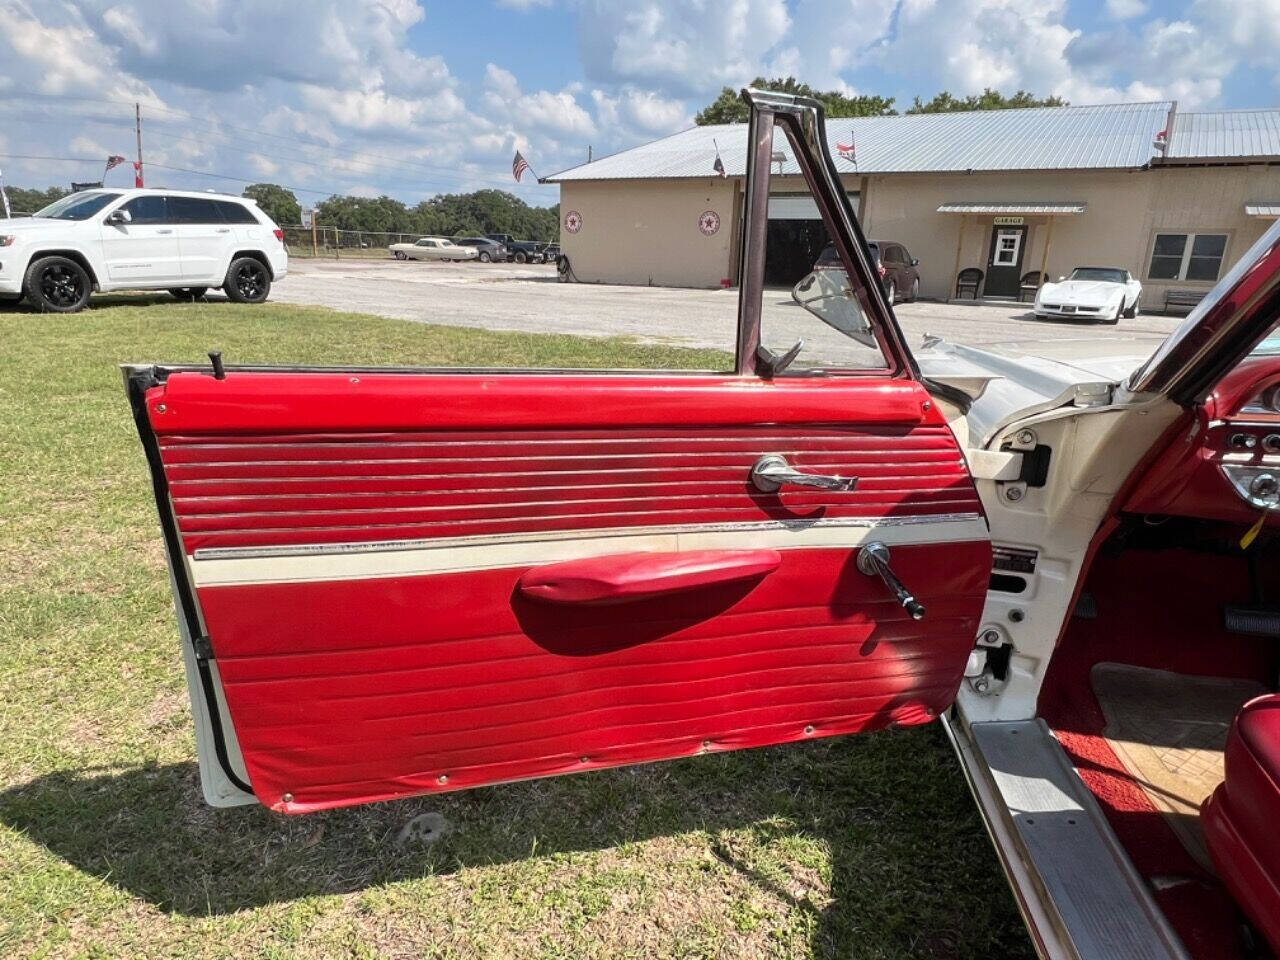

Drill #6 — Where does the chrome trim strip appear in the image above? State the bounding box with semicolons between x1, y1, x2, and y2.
192;512;986;561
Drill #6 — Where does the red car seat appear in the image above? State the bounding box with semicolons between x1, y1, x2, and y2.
1202;694;1280;953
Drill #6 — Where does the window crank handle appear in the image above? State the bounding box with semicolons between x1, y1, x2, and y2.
856;542;926;620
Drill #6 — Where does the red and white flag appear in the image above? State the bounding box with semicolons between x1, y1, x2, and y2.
512;150;531;182
104;154;127;183
133;160;144;188
836;141;856;161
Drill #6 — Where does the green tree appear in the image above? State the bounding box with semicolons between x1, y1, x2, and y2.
242;183;302;226
906;89;1067;113
5;185;69;216
696;77;897;124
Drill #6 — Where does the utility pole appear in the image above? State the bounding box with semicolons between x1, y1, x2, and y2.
134;102;144;187
588;145;592;163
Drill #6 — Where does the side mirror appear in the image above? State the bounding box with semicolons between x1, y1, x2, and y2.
106;208;132;225
791;269;876;348
911;258;919;267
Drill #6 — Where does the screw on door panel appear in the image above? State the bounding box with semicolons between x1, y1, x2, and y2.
1004;484;1025;502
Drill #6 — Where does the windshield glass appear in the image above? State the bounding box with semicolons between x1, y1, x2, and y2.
1070;267;1127;283
1250;332;1280;357
34;192;122;221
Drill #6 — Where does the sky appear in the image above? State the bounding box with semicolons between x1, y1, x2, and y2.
0;0;1275;209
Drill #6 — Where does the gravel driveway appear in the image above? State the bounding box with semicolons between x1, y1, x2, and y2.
271;258;1184;355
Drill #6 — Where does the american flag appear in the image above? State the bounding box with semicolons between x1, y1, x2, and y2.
512;150;530;182
105;155;127;171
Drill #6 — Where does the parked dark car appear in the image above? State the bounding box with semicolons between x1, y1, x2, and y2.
485;233;547;263
543;243;561;262
455;237;507;263
814;239;920;303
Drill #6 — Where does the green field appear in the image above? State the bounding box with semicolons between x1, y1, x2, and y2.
0;296;1032;959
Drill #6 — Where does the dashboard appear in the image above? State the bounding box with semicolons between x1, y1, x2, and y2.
1124;356;1280;524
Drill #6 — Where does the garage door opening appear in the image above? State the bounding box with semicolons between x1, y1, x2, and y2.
764;192;859;287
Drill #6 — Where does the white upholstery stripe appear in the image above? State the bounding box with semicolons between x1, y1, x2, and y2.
189;515;990;587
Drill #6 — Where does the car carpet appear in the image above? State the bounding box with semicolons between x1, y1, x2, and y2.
1038;547;1280;960
1090;662;1267;872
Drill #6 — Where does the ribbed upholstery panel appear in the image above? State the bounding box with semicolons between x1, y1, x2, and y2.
201;542;992;812
144;371;991;812
161;426;980;552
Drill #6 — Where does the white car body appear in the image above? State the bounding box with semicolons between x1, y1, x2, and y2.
388;237;478;261
1034;267;1142;322
0;188;287;301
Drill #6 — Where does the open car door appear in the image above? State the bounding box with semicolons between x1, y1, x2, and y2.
126;91;993;813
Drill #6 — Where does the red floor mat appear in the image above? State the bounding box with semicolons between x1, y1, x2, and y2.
1039;547;1278;960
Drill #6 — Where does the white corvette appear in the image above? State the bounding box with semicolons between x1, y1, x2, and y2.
1034;266;1142;324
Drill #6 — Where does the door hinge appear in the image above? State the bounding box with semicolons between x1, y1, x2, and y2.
193;634;214;661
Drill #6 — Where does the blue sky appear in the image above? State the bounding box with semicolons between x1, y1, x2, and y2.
0;0;1275;208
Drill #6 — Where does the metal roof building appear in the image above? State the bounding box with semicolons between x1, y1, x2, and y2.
547;101;1177;182
1165;109;1280;163
548;99;1280;305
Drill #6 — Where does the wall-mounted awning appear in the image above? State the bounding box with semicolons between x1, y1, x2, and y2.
936;202;1086;215
1245;203;1280;218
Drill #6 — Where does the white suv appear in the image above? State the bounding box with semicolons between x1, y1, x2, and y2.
0;188;288;312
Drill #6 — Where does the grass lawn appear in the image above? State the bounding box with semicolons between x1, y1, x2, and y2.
0;297;1033;960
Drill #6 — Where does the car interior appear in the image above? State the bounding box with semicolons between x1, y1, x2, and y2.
1032;345;1280;958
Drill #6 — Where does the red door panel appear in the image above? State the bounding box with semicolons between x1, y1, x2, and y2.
143;371;991;812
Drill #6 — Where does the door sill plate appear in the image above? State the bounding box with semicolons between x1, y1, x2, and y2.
942;715;1190;960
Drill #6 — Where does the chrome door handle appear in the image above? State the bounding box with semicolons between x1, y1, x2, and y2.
156;229;174;234
857;542;926;620
750;454;857;493
216;228;231;233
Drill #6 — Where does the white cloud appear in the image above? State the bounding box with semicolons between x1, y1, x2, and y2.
591;87;690;137
1193;0;1280;76
1105;0;1148;19
578;0;791;96
0;0;1273;204
484;63;597;138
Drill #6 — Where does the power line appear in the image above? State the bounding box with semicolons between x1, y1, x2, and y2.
0;106;521;193
9;92;534;189
0;153;341;196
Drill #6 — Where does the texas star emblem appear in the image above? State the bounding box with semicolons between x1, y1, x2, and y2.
698;210;720;236
564;210;582;233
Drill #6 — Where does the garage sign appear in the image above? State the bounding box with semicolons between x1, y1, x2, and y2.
698;210;721;236
994;216;1025;225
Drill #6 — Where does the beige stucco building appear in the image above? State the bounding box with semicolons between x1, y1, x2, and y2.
546;102;1280;309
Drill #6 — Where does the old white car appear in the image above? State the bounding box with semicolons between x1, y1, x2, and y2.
1034;266;1143;323
388;237;478;262
124;90;1280;960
